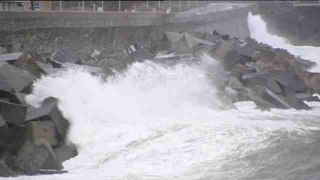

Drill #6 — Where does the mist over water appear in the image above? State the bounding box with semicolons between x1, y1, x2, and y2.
12;13;320;180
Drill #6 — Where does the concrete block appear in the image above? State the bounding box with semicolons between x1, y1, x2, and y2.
127;43;154;62
26;101;69;145
213;40;233;60
26;120;58;146
36;138;63;170
0;123;12;153
0;52;25;62
54;143;78;164
13;141;49;175
0;62;36;93
51;47;78;64
0;160;17;177
13;53;47;78
273;70;306;92
223;50;242;71
0;100;27;126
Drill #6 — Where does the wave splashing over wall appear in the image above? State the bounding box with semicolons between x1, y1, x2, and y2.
15;14;320;180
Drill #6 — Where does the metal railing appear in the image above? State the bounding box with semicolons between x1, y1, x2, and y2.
0;1;211;14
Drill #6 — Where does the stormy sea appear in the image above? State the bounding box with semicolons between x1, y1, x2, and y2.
9;13;320;180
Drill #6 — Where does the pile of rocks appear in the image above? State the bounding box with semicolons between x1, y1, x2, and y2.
127;30;320;110
0;51;79;177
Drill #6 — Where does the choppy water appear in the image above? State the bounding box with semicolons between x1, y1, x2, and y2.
9;13;320;180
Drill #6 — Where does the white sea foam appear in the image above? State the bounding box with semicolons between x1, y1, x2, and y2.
11;13;320;180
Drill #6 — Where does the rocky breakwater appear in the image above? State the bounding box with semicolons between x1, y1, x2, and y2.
0;51;81;177
128;30;320;110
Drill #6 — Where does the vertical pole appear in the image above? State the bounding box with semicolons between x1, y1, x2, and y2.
101;0;104;11
118;1;121;12
158;1;161;11
169;0;172;11
93;2;95;11
188;0;190;9
179;0;181;12
59;1;62;11
82;0;84;11
146;1;149;11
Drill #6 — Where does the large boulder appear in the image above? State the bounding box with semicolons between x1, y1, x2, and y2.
13;141;49;175
54;143;78;164
26;120;58;146
0;62;36;93
0;160;17;177
26;98;69;145
0;100;27;126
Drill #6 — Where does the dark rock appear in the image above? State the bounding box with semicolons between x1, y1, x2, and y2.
42;97;58;106
13;141;49;175
54;143;78;164
0;62;36;93
38;169;68;175
0;52;25;63
202;32;221;42
212;40;233;60
51;47;78;64
0;123;12;153
37;138;63;170
12;53;47;78
26;101;69;145
126;42;154;62
0;159;17;177
296;93;320;102
280;85;311;110
8;126;26;155
0;100;27;126
273;70;306;92
26;120;58;147
223;50;242;71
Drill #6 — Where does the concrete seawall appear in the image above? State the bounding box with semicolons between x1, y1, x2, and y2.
0;3;257;58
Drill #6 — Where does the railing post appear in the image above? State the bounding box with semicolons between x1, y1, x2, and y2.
82;0;84;11
118;1;121;12
188;0;190;9
179;0;181;12
101;0;104;11
59;1;62;11
158;1;161;11
93;2;95;11
146;1;149;11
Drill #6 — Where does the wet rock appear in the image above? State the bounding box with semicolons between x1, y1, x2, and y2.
0;159;17;177
0;52;26;62
273;70;306;93
54;143;78;164
223;50;242;71
38;169;68;175
0;100;27;126
126;42;154;62
26;100;69;145
0;46;7;54
212;40;234;60
0;62;36;93
36;138;63;170
0;123;12;153
13;141;49;175
26;120;58;146
202;32;221;42
51;47;78;64
8;126;26;155
12;53;47;78
296;93;320;102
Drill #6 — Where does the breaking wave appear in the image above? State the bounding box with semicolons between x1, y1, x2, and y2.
13;13;320;180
